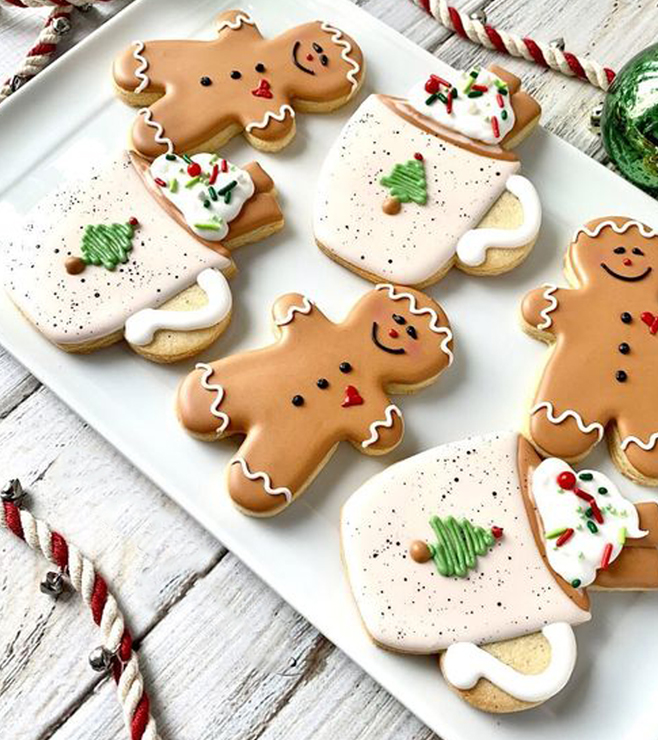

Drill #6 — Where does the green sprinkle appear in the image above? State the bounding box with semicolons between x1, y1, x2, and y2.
165;153;177;161
467;90;484;98
571;578;582;588
545;527;568;539
425;93;440;106
194;222;222;231
587;521;598;534
501;110;508;120
169;178;178;193
185;176;201;188
437;92;448;104
585;507;593;518
217;180;237;196
182;154;193;164
210;153;219;163
208;186;218;202
598;487;608;494
451;89;458;99
579;472;594;481
618;526;627;544
203;200;211;208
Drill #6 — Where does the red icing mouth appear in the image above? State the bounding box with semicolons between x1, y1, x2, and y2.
252;79;273;98
342;385;364;407
641;311;658;334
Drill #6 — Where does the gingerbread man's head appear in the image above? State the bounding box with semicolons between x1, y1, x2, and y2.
568;217;658;292
345;284;454;388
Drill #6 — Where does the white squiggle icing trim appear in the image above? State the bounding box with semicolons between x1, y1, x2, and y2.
320;21;361;93
455;175;542;267
442;622;577;703
574;218;658;241
125;269;232;346
275;296;313;326
132;40;149;94
216;11;254;32
245;104;295;133
361;405;402;449
137;108;174;155
195;362;230;434
531;402;605;442
621;432;658;452
374;284;454;366
537;284;558;330
231;457;292;504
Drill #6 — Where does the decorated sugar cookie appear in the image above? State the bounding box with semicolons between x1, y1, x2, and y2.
522;216;658;486
341;432;658;713
314;65;542;288
177;284;453;516
4;150;283;363
112;9;365;158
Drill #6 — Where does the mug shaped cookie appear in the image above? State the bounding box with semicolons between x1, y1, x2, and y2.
3;150;283;363
113;10;365;158
314;65;542;288
177;284;453;516
522;216;658;485
341;431;658;713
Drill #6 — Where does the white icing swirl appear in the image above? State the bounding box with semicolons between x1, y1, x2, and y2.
150;153;254;241
407;67;516;144
132;40;149;94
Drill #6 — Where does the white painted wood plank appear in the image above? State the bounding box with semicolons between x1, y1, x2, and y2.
0;349;39;419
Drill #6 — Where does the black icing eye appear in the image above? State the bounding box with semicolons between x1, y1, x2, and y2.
406;325;418;340
392;314;406;325
200;76;212;86
292;394;304;406
230;70;241;79
320;55;329;66
339;362;352;373
312;42;323;53
255;62;266;73
613;246;626;254
317;378;329;389
633;247;645;256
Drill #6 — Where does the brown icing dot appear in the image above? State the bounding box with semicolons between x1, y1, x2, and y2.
382;196;401;215
65;257;86;275
409;540;432;563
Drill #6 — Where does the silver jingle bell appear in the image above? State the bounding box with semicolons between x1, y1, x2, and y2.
1;478;25;503
52;16;72;36
40;570;65;597
549;37;566;51
10;75;27;93
89;646;114;672
590;102;604;133
468;9;487;24
77;3;93;12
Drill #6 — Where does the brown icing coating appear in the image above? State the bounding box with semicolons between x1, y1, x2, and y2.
517;435;590;611
177;285;453;516
382;196;401;215
113;10;365;158
522;217;658;482
409;540;432;563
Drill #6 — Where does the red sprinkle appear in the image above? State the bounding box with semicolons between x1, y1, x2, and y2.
600;542;613;570
496;93;504;108
187;162;202;177
425;76;440;94
414;152;424;161
556;528;575;547
221;158;228;173
432;74;450;87
491;526;504;540
208;163;219;185
446;89;453;114
154;177;167;187
491;116;500;138
641;311;658;335
557;471;577;490
575;489;604;523
128;217;139;227
472;84;489;92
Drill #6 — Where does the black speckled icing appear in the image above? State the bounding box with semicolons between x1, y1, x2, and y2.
341;431;590;653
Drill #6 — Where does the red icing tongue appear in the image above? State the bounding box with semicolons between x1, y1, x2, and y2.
342;385;364;408
252;79;273;98
641;311;658;334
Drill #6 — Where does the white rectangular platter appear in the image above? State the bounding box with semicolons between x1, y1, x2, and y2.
1;1;658;738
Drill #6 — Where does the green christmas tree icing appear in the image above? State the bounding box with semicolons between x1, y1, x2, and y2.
81;222;135;271
380;159;427;205
428;515;495;578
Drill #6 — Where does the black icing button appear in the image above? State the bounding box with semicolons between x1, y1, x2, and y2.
200;76;212;86
621;312;632;324
317;378;329;389
230;70;242;79
619;342;630;354
292;394;305;406
616;370;628;382
255;62;266;73
339;362;352;373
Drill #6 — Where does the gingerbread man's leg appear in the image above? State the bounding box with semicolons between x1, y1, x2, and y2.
613;416;658;484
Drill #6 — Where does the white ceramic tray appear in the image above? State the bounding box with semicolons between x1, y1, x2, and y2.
1;1;658;738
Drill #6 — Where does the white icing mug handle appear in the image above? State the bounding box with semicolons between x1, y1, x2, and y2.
441;622;577;703
455;174;542;268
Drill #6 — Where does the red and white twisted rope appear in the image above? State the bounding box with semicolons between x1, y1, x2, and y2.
0;0;111;104
0;490;159;740
411;0;616;91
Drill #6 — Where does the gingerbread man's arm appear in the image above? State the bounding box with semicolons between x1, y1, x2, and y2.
347;394;405;454
215;9;264;41
521;285;570;334
271;293;332;335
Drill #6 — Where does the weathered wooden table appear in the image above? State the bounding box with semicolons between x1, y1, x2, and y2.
0;1;653;737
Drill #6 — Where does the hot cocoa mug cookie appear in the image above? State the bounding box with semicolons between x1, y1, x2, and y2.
113;10;365;158
522;216;658;486
314;65;541;288
341;431;658;713
4;150;283;363
177;284;453;516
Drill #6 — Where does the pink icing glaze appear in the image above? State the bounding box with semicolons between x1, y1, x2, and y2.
4;152;231;346
341;431;590;654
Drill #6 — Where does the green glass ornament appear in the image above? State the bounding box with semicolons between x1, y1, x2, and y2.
601;43;658;195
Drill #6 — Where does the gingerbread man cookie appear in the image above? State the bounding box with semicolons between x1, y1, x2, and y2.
113;10;365;158
314;65;541;288
522;216;658;486
177;284;453;516
341;431;658;713
4;149;283;362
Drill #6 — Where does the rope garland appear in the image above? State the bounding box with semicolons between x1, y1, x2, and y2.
0;481;159;740
411;0;616;91
0;0;112;104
